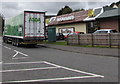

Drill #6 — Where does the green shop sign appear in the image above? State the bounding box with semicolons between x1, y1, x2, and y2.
29;17;41;22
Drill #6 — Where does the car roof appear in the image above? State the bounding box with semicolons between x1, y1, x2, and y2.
96;29;114;31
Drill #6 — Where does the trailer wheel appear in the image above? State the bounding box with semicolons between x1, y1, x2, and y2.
12;41;14;46
3;37;5;43
12;38;15;46
4;37;8;43
16;39;20;47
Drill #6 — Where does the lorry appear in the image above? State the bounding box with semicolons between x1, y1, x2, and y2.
3;11;46;46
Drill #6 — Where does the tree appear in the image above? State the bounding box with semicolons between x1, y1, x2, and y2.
109;1;120;8
57;8;64;16
73;8;85;12
116;1;120;6
110;3;116;7
57;5;73;16
62;6;73;14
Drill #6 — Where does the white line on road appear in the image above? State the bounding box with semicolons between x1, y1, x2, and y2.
0;62;2;64
3;46;11;50
13;50;28;58
44;61;104;78
2;61;104;83
3;61;45;65
1;67;61;72
0;44;11;50
0;44;3;46
2;61;104;78
44;61;61;67
3;75;102;83
13;51;19;58
12;57;28;59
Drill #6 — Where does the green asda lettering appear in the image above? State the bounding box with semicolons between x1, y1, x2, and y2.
29;17;41;22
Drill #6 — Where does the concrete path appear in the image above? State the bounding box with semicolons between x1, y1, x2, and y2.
45;44;119;57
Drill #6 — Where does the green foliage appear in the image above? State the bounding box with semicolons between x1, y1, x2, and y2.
73;8;85;12
109;1;120;8
57;6;86;16
62;6;73;14
110;3;116;7
44;40;67;45
57;6;73;16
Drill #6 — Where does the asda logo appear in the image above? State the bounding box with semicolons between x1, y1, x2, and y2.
29;17;41;22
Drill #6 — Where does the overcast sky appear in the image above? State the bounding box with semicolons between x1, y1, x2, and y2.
0;0;119;19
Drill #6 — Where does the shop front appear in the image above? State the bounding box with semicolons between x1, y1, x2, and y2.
55;23;87;36
48;10;88;35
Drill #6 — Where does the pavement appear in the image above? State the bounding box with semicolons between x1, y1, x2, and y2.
44;43;119;58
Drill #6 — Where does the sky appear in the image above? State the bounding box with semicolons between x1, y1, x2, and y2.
0;0;119;19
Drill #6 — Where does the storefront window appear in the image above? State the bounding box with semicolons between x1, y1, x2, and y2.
59;27;75;36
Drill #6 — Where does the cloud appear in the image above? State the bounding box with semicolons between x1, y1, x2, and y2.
2;2;18;10
2;2;22;18
1;1;115;19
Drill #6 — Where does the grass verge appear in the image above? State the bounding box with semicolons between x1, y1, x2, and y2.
43;40;118;48
43;40;67;45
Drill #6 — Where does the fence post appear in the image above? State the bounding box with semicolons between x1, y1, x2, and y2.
67;35;69;45
78;34;80;45
108;33;111;48
118;33;120;49
91;33;94;47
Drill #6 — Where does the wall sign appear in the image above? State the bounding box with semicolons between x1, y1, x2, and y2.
29;17;41;22
57;16;75;22
88;10;95;17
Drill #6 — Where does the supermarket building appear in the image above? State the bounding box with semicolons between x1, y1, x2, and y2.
48;10;89;35
48;7;104;34
48;7;119;34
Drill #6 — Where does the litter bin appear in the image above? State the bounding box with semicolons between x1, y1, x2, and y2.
48;27;56;42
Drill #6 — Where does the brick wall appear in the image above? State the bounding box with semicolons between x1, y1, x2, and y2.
99;18;119;32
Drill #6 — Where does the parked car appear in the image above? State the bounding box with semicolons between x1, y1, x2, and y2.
65;32;84;41
68;32;84;35
63;33;70;39
93;29;117;34
56;33;64;40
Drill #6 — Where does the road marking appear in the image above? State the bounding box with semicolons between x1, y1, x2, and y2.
44;61;104;78
0;44;28;59
44;61;61;67
0;62;2;64
3;75;102;83
13;51;19;58
0;44;11;50
3;46;11;50
12;57;28;59
0;44;3;46
3;61;104;78
2;61;104;83
3;61;45;65
1;67;60;72
13;50;28;58
2;61;104;78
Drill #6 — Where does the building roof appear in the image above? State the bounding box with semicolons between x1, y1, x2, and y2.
84;8;103;21
84;7;116;21
48;10;88;26
97;8;120;19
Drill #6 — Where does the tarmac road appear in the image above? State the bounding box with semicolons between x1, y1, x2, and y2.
0;38;119;83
